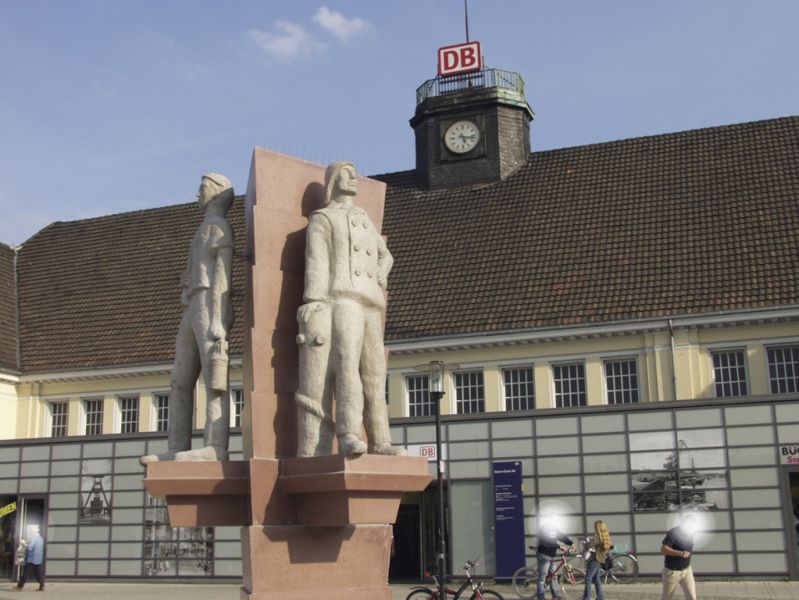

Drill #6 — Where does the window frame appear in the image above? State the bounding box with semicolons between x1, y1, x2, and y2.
453;370;485;414
709;348;749;398
152;392;170;432
501;365;536;411
603;357;640;405
765;344;799;395
405;374;433;418
83;397;104;436
117;395;140;434
48;401;69;438
230;387;244;428
551;361;587;408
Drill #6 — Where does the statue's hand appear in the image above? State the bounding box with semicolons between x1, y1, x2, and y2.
377;273;388;289
298;301;325;323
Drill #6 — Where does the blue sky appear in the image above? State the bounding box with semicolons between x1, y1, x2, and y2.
1;1;797;246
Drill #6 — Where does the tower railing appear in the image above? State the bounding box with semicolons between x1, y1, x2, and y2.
416;68;525;105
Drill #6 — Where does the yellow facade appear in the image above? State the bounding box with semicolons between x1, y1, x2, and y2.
3;317;799;440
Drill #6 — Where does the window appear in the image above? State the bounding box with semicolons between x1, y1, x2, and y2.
454;371;485;414
230;388;244;428
711;350;748;397
84;399;103;436
552;362;586;407
503;366;535;411
154;394;170;432
50;402;68;437
767;345;799;394
604;358;639;404
406;375;432;417
119;395;139;433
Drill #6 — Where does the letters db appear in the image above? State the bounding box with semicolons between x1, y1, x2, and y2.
780;444;799;464
438;41;482;77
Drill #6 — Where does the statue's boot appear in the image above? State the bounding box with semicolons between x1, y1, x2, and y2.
139;451;177;466
372;443;407;456
173;446;228;461
338;433;367;458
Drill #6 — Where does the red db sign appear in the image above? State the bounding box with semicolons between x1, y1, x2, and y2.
438;41;482;77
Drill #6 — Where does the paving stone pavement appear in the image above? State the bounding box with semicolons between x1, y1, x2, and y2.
1;580;799;600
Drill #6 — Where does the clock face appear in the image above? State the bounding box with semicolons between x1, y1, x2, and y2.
444;120;481;154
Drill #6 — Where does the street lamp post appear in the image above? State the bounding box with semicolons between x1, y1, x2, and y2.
429;360;446;600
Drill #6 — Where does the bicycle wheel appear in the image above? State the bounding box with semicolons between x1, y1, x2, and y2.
565;556;586;584
512;566;537;599
564;564;585;585
607;553;639;584
406;589;437;600
470;588;504;600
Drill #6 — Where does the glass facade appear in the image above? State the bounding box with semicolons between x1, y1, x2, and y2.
0;397;796;579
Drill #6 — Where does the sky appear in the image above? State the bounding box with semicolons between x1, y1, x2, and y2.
1;0;797;246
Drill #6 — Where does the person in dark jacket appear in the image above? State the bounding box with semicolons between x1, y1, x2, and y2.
13;524;44;591
536;517;573;600
660;514;697;600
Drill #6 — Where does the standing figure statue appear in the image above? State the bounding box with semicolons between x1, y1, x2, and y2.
295;161;405;458
141;173;234;464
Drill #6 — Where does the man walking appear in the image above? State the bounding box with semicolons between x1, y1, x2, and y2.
14;524;44;591
661;514;697;600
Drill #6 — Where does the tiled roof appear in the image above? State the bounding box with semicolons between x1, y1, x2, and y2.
0;243;18;371
7;116;799;373
16;199;247;372
378;116;799;339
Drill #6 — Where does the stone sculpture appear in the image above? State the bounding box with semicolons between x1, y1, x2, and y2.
295;161;405;458
141;173;235;464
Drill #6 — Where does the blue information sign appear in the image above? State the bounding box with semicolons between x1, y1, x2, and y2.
492;461;525;582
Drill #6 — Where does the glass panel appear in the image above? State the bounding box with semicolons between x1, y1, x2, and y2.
677;429;724;448
629;431;674;451
536;437;577;457
581;414;624;434
491;419;533;439
731;488;781;508
631;451;674;471
583;453;627;473
778;424;799;443
733;509;783;530
725;405;772;426
537;456;580;476
675;408;722;429
537;476;581;495
536;417;578;437
584;494;630;513
583;473;628;494
678;448;726;469
628;411;673;431
448;421;488;441
582;433;626;453
726;426;775;447
736;553;787;573
729;467;778;488
450;480;495;575
80;458;112;525
492;439;534;458
775;402;799;422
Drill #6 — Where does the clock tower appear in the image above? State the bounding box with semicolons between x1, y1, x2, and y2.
410;67;535;190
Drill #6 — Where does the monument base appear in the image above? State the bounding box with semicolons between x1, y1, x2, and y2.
240;524;393;600
142;461;250;526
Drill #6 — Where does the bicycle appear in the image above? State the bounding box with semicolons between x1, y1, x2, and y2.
512;546;585;599
406;559;504;600
572;536;640;584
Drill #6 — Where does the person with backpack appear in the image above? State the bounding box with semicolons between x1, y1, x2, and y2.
582;520;613;600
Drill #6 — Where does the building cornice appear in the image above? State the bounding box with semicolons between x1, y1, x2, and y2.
385;306;799;355
17;356;244;384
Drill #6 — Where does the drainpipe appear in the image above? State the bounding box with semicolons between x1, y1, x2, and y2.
668;319;677;401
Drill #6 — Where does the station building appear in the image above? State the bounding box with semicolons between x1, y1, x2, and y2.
1;62;798;582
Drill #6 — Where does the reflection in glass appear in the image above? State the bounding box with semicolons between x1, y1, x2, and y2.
143;493;214;577
629;431;674;451
677;429;724;448
630;451;674;471
678;448;725;470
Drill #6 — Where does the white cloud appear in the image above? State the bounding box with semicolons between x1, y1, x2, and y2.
248;21;324;60
312;6;371;42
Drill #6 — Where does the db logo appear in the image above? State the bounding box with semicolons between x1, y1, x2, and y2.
438;41;482;77
419;445;437;459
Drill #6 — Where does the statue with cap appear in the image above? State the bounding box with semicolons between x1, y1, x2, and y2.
141;172;235;464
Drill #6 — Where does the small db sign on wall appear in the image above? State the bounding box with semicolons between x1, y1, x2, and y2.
438;41;482;77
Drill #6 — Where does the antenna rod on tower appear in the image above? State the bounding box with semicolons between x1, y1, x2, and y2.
464;0;470;42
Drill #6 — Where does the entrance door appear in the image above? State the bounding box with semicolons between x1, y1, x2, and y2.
390;484;449;582
784;470;799;579
0;495;18;579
